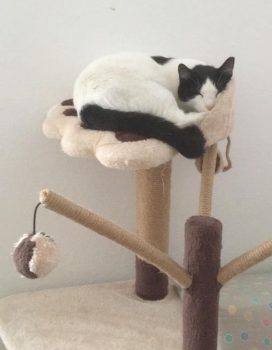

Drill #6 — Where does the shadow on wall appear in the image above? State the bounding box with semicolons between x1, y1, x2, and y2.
0;338;6;350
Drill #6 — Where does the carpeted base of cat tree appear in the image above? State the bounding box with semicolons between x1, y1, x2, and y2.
0;281;183;350
1;275;272;350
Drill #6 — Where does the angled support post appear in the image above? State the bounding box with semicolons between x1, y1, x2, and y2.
40;189;191;288
218;240;272;285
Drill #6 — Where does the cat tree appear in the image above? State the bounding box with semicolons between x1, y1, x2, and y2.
10;84;272;350
37;91;272;350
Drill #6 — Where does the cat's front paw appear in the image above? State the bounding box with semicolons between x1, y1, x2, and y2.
178;111;205;128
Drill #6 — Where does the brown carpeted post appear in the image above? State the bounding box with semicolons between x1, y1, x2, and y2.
183;216;222;350
183;145;221;350
135;161;171;300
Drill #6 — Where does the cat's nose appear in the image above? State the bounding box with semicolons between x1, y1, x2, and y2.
206;103;215;111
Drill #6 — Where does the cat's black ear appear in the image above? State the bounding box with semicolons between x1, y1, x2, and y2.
218;57;235;76
178;64;192;80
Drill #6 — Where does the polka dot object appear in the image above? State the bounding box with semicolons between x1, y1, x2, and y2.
228;305;238;315
252;296;261;305
219;273;272;349
240;332;249;341
224;334;233;344
262;319;271;327
244;311;254;322
263;337;272;346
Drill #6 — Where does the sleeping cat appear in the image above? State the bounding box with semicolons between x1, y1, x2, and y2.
73;53;234;158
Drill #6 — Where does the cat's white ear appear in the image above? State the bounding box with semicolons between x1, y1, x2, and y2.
218;57;235;76
178;64;192;80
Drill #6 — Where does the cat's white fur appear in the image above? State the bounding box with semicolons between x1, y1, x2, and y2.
73;52;218;128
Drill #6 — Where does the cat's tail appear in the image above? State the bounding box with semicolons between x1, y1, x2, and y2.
80;104;206;159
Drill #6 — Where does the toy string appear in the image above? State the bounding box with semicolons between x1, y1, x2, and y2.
33;202;42;234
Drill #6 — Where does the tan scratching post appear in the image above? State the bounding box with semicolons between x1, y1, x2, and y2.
135;161;171;300
183;145;222;350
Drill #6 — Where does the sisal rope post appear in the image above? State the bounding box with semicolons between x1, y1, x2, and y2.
135;161;171;300
198;144;218;216
218;240;272;285
40;189;191;288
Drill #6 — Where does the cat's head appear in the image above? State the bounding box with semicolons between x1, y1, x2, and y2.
178;57;235;112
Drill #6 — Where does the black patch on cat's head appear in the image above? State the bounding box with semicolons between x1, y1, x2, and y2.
178;57;235;102
151;56;172;65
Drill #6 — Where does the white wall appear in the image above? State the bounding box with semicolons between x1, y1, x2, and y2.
1;0;272;297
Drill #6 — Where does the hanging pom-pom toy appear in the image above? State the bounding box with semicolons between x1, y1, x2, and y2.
13;203;59;279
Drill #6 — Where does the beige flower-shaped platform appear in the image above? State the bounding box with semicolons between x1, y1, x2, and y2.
43;99;176;170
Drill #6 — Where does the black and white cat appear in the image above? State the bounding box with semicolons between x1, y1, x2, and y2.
73;53;234;158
